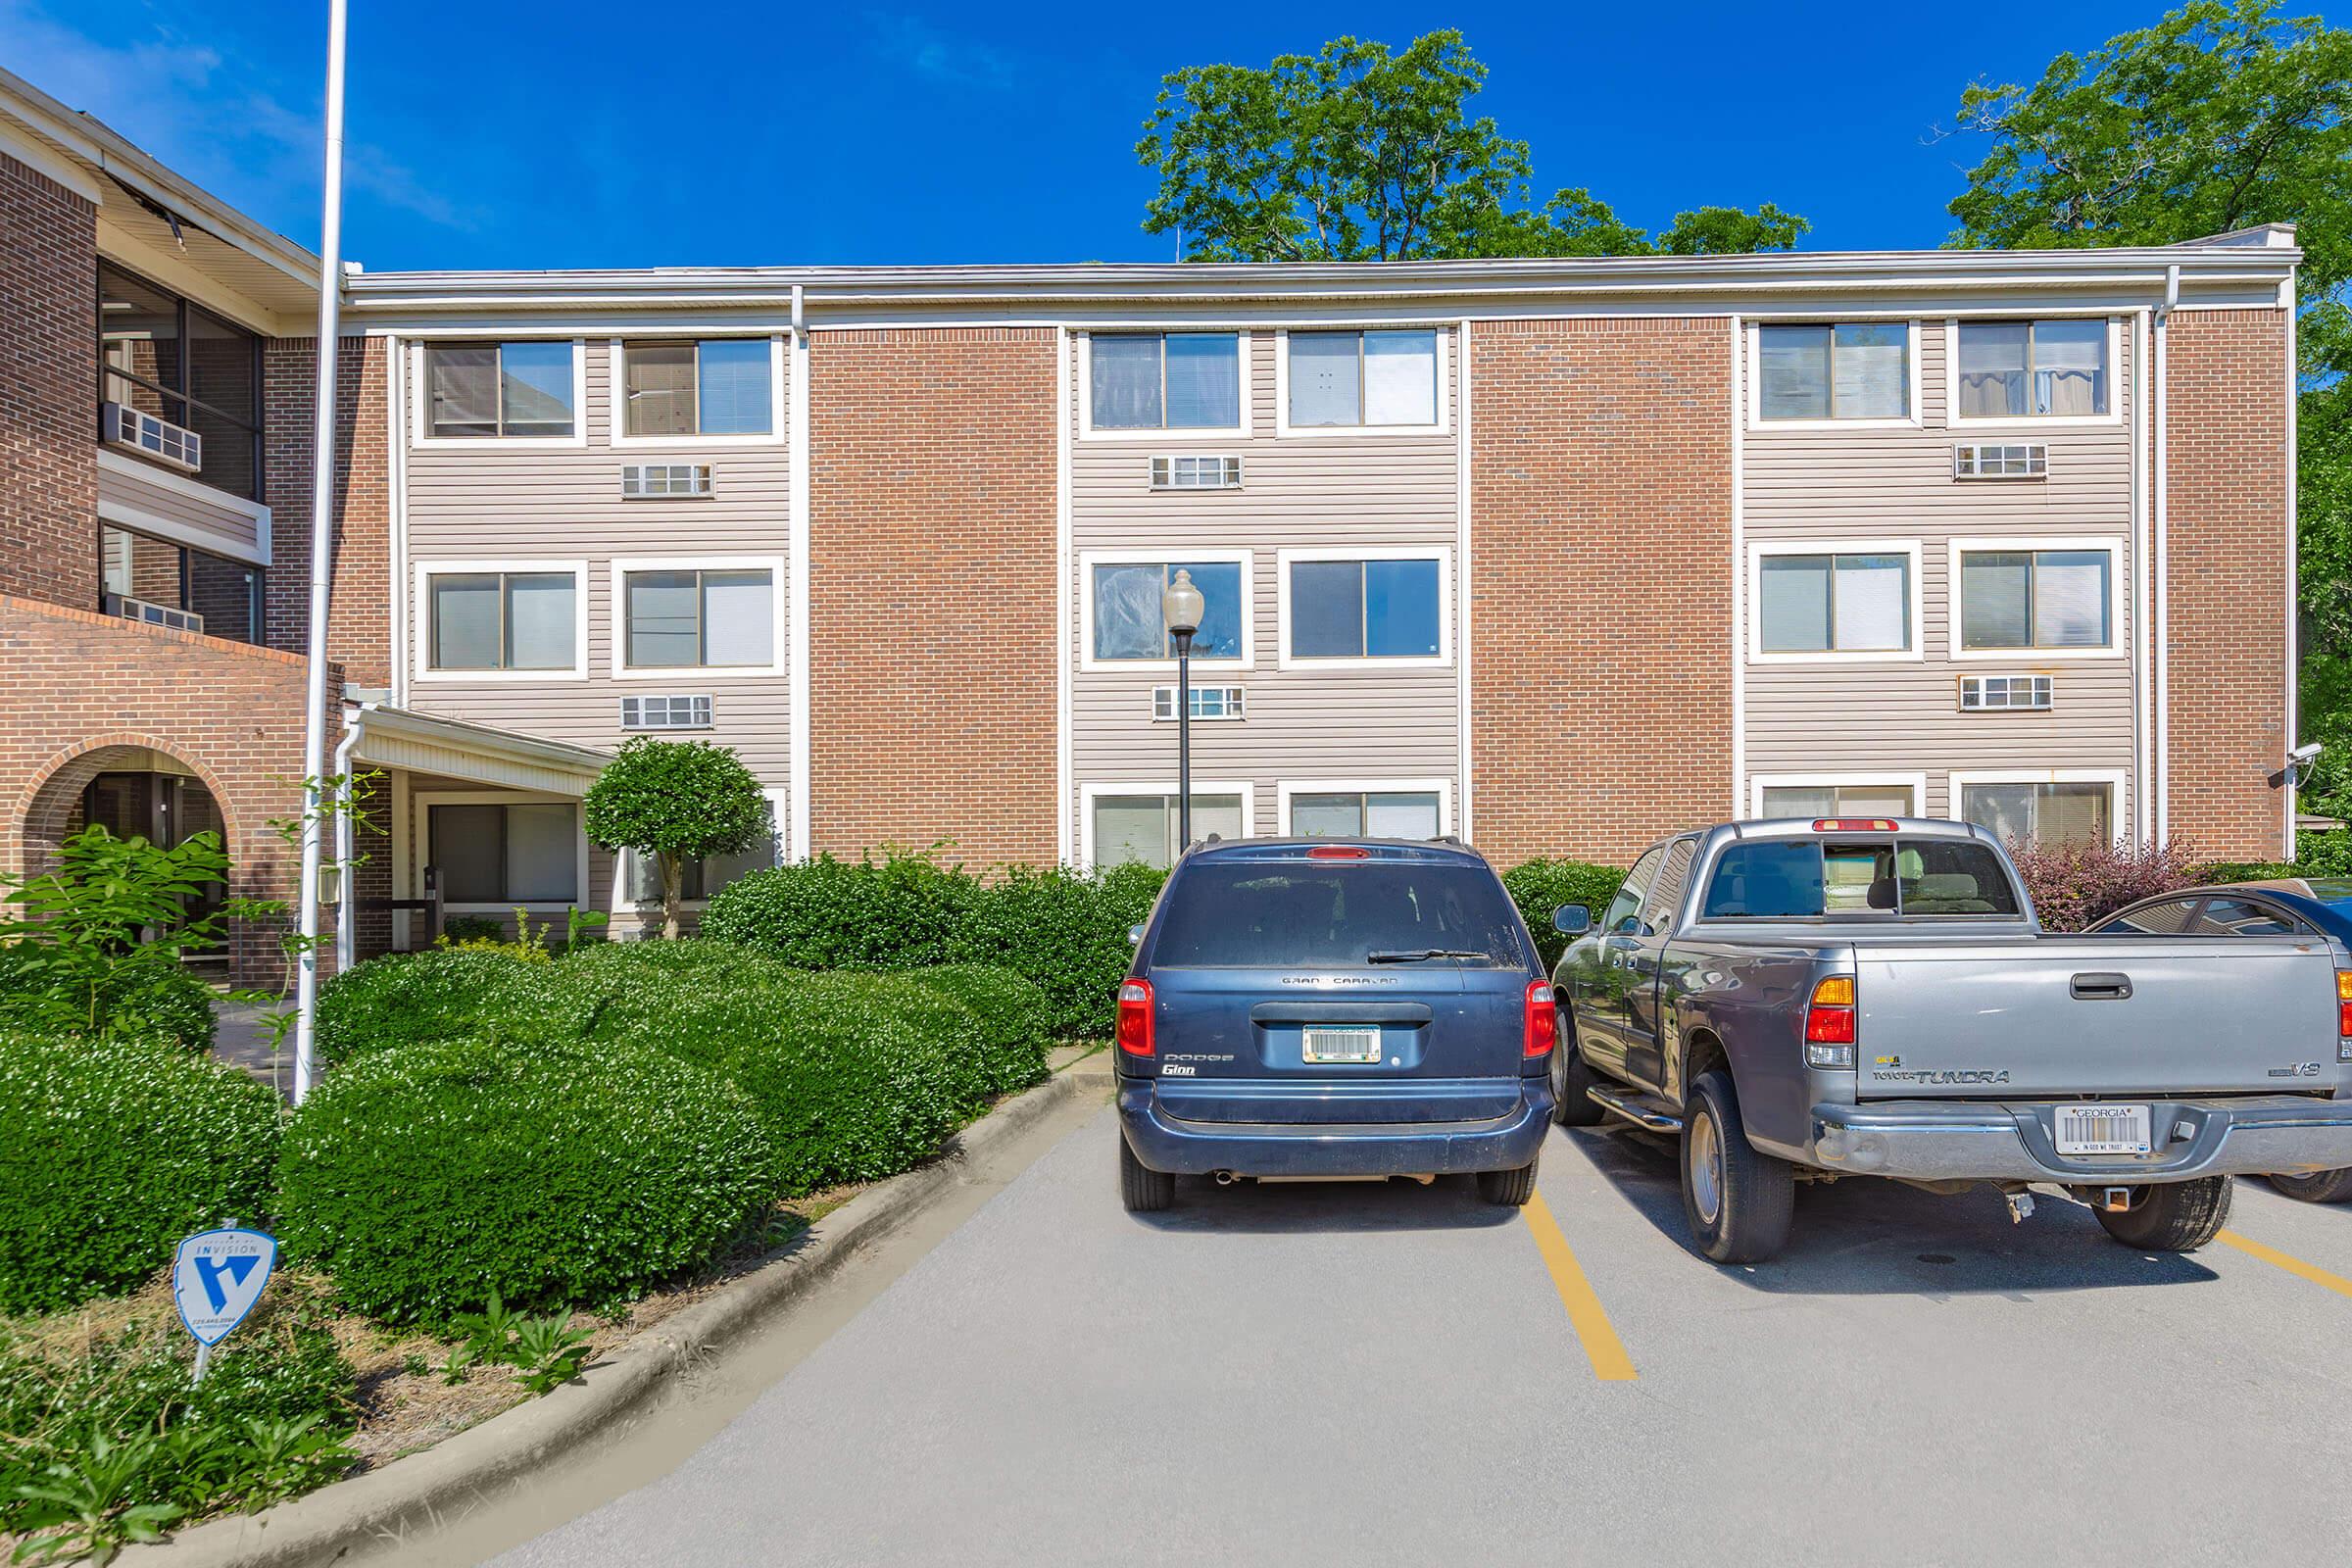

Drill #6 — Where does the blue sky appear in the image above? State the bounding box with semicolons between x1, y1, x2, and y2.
3;0;2174;270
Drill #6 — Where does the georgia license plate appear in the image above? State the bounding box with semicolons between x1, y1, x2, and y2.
2056;1104;2152;1155
1302;1026;1382;1064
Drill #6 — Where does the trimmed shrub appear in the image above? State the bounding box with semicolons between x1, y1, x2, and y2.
1500;858;1629;967
0;1034;280;1314
0;943;219;1050
701;852;976;969
2007;836;2200;931
948;862;1165;1039
313;949;601;1068
275;1037;778;1322
905;965;1054;1100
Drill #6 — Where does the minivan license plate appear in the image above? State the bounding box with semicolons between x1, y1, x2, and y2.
2056;1104;2151;1155
1302;1026;1382;1064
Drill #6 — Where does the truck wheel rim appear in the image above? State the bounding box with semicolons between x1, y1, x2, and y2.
1690;1108;1724;1225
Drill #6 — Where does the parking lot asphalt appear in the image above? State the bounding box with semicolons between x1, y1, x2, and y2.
492;1105;2352;1567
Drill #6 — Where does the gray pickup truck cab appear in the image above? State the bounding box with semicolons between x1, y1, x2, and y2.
1549;817;2352;1263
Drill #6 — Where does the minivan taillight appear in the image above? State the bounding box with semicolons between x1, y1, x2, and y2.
2338;972;2352;1055
1524;980;1558;1057
1117;978;1155;1056
1804;975;1856;1068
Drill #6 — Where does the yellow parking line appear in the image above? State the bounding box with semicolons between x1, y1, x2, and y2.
2216;1230;2352;1301
1522;1191;1638;1381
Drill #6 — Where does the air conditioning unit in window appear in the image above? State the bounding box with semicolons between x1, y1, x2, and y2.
620;463;713;499
101;401;202;474
1953;442;2047;479
1152;684;1246;720
619;694;713;730
103;592;203;633
1150;455;1242;490
1959;674;2052;711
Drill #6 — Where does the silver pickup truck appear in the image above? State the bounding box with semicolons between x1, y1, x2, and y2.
1548;817;2352;1263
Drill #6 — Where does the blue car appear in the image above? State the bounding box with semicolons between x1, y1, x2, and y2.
1113;837;1557;1212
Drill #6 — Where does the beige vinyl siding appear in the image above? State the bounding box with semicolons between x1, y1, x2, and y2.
96;455;266;563
400;334;795;824
1068;329;1461;849
1742;318;2139;828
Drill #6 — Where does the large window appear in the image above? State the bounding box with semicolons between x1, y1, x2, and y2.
426;569;578;672
424;342;576;438
1958;777;2116;849
1756;323;1908;420
1955;319;2110;418
1757;781;1917;819
97;262;263;499
621;567;775;669
1286;330;1439;428
1957;547;2112;651
621;340;773;437
1089;791;1246;869
429;803;580;904
1287;789;1444;841
1755;550;1912;655
99;524;262;645
1088;559;1245;662
1089;334;1241;431
1284;553;1445;662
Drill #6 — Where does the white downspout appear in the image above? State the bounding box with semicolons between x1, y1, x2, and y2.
2131;312;2151;845
2153;264;2179;846
787;284;812;861
331;702;370;976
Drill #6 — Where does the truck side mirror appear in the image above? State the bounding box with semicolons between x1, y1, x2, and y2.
1127;923;1147;947
1551;905;1591;936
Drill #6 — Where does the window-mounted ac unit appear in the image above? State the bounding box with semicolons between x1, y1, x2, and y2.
104;592;203;633
1150;455;1242;490
620;694;713;730
101;401;202;474
620;463;714;499
1959;674;2052;711
1953;442;2046;479
1152;684;1246;721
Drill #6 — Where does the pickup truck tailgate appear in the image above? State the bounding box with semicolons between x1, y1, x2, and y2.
1852;935;2341;1099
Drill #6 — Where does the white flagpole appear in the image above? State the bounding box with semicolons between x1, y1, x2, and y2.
293;0;349;1105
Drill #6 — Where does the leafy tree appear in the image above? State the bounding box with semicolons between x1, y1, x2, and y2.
1140;31;1807;262
1942;0;2352;814
582;738;770;940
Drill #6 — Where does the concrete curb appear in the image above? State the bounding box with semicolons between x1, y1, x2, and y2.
128;1063;1112;1568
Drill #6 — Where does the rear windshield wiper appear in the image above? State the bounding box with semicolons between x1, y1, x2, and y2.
1366;948;1490;963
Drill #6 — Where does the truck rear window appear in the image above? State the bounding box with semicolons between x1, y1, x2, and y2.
1152;863;1527;968
1701;840;2020;918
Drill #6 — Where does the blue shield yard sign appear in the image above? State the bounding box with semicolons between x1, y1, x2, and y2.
172;1228;278;1348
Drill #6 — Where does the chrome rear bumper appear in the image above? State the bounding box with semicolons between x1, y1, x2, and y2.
1808;1097;2352;1184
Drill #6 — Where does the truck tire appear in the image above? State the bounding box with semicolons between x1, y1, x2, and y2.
2094;1176;2231;1250
2268;1167;2352;1203
1478;1156;1540;1207
1550;1024;1607;1127
1681;1069;1795;1264
1119;1135;1175;1213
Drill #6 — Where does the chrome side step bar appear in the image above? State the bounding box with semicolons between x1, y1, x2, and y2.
1588;1085;1684;1133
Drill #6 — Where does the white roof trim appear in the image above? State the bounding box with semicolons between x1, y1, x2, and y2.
349;705;611;795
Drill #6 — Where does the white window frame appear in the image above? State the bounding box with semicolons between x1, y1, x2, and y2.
1276;778;1455;839
1744;320;1923;432
609;555;786;680
608;336;787;448
1079;779;1254;871
414;789;592;915
1948;768;2129;847
1275;545;1454;670
1078;548;1254;673
1273;326;1451;437
410;339;588;451
1945;535;2126;662
617;786;786;913
1945;318;2125;429
1747;772;1930;822
1076;331;1251;442
412;559;589;683
1746;539;1925;664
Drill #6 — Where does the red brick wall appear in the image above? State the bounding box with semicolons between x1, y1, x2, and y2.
0;594;347;982
808;327;1057;865
1469;318;1735;865
265;336;390;683
0;151;98;612
2165;308;2292;861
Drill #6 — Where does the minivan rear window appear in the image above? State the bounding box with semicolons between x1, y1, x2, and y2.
1152;862;1526;968
1701;840;2020;918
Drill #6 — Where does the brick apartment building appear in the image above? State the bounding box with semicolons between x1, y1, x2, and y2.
0;67;2304;974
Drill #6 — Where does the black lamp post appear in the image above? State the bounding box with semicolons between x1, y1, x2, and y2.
1162;568;1205;855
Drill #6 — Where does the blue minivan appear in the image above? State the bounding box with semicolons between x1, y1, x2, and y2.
1114;838;1557;1211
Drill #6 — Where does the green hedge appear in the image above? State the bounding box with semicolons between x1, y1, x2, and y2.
943;861;1165;1038
313;948;603;1067
1500;858;1629;967
275;1037;778;1322
0;944;218;1050
905;965;1054;1102
0;1034;281;1314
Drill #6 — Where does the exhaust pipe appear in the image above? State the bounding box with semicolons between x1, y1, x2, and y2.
1212;1170;1240;1186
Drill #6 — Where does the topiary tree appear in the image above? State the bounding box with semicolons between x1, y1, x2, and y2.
583;737;770;940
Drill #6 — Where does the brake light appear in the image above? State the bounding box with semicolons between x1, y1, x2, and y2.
1524;980;1558;1057
1116;978;1154;1056
1804;975;1856;1067
1306;845;1370;859
1812;818;1900;833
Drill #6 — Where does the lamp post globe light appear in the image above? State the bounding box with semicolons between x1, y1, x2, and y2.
1162;568;1205;856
